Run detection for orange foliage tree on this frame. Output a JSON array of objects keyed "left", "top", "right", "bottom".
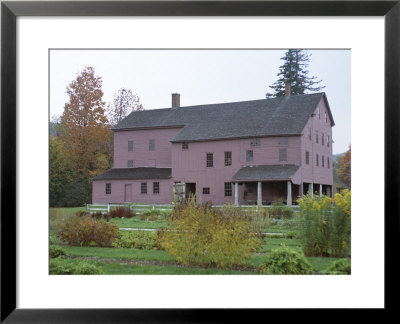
[
  {"left": 59, "top": 66, "right": 112, "bottom": 180},
  {"left": 337, "top": 145, "right": 351, "bottom": 189}
]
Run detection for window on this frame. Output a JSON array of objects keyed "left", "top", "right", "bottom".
[
  {"left": 318, "top": 106, "right": 321, "bottom": 119},
  {"left": 327, "top": 135, "right": 330, "bottom": 147},
  {"left": 105, "top": 183, "right": 111, "bottom": 195},
  {"left": 127, "top": 160, "right": 134, "bottom": 167},
  {"left": 316, "top": 154, "right": 319, "bottom": 166},
  {"left": 325, "top": 112, "right": 328, "bottom": 123},
  {"left": 279, "top": 148, "right": 287, "bottom": 161},
  {"left": 322, "top": 133, "right": 325, "bottom": 146},
  {"left": 206, "top": 153, "right": 213, "bottom": 167},
  {"left": 224, "top": 182, "right": 232, "bottom": 196},
  {"left": 250, "top": 138, "right": 260, "bottom": 147},
  {"left": 149, "top": 139, "right": 155, "bottom": 151},
  {"left": 306, "top": 151, "right": 310, "bottom": 165},
  {"left": 224, "top": 151, "right": 232, "bottom": 166},
  {"left": 246, "top": 150, "right": 253, "bottom": 162},
  {"left": 315, "top": 131, "right": 319, "bottom": 143},
  {"left": 153, "top": 182, "right": 159, "bottom": 194},
  {"left": 322, "top": 156, "right": 325, "bottom": 168},
  {"left": 128, "top": 140, "right": 134, "bottom": 152},
  {"left": 309, "top": 127, "right": 312, "bottom": 140},
  {"left": 203, "top": 187, "right": 210, "bottom": 195},
  {"left": 278, "top": 137, "right": 288, "bottom": 145},
  {"left": 328, "top": 157, "right": 330, "bottom": 169},
  {"left": 247, "top": 183, "right": 255, "bottom": 194},
  {"left": 182, "top": 142, "right": 189, "bottom": 150},
  {"left": 141, "top": 182, "right": 147, "bottom": 194}
]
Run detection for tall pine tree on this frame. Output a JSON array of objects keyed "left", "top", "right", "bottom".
[{"left": 266, "top": 49, "right": 325, "bottom": 98}]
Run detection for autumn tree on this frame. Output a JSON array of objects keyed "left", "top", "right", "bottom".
[
  {"left": 106, "top": 87, "right": 144, "bottom": 126},
  {"left": 337, "top": 145, "right": 351, "bottom": 189},
  {"left": 59, "top": 66, "right": 112, "bottom": 180},
  {"left": 266, "top": 49, "right": 325, "bottom": 98}
]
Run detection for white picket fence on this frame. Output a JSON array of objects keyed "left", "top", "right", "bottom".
[
  {"left": 86, "top": 203, "right": 298, "bottom": 215},
  {"left": 86, "top": 203, "right": 174, "bottom": 215}
]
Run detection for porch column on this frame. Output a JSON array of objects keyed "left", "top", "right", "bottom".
[
  {"left": 326, "top": 186, "right": 331, "bottom": 198},
  {"left": 308, "top": 183, "right": 313, "bottom": 197},
  {"left": 257, "top": 181, "right": 262, "bottom": 205},
  {"left": 287, "top": 181, "right": 292, "bottom": 206},
  {"left": 234, "top": 182, "right": 239, "bottom": 206},
  {"left": 299, "top": 182, "right": 304, "bottom": 197},
  {"left": 319, "top": 184, "right": 323, "bottom": 197}
]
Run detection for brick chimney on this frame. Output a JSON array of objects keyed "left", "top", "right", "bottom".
[
  {"left": 172, "top": 93, "right": 180, "bottom": 108},
  {"left": 285, "top": 83, "right": 291, "bottom": 96}
]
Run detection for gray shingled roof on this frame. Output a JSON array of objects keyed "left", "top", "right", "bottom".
[
  {"left": 93, "top": 168, "right": 171, "bottom": 181},
  {"left": 231, "top": 165, "right": 301, "bottom": 181},
  {"left": 113, "top": 93, "right": 333, "bottom": 142}
]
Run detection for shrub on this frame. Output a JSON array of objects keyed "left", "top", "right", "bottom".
[
  {"left": 108, "top": 206, "right": 135, "bottom": 219},
  {"left": 49, "top": 245, "right": 66, "bottom": 258},
  {"left": 75, "top": 211, "right": 90, "bottom": 217},
  {"left": 50, "top": 259, "right": 102, "bottom": 275},
  {"left": 269, "top": 200, "right": 295, "bottom": 219},
  {"left": 158, "top": 202, "right": 262, "bottom": 268},
  {"left": 112, "top": 231, "right": 158, "bottom": 250},
  {"left": 285, "top": 231, "right": 298, "bottom": 239},
  {"left": 259, "top": 245, "right": 313, "bottom": 274},
  {"left": 57, "top": 216, "right": 118, "bottom": 247},
  {"left": 142, "top": 210, "right": 161, "bottom": 221},
  {"left": 297, "top": 190, "right": 351, "bottom": 257},
  {"left": 326, "top": 259, "right": 351, "bottom": 274}
]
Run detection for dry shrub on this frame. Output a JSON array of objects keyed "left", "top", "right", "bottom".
[
  {"left": 108, "top": 206, "right": 135, "bottom": 219},
  {"left": 57, "top": 216, "right": 118, "bottom": 247}
]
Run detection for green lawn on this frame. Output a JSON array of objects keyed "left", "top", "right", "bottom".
[{"left": 109, "top": 217, "right": 168, "bottom": 229}]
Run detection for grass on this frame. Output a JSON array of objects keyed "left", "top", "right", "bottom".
[
  {"left": 62, "top": 246, "right": 175, "bottom": 262},
  {"left": 109, "top": 217, "right": 168, "bottom": 229}
]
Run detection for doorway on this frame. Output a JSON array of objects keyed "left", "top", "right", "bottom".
[
  {"left": 185, "top": 183, "right": 196, "bottom": 201},
  {"left": 124, "top": 184, "right": 132, "bottom": 202}
]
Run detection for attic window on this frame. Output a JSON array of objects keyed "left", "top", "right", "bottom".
[
  {"left": 182, "top": 142, "right": 189, "bottom": 150},
  {"left": 149, "top": 139, "right": 155, "bottom": 151},
  {"left": 279, "top": 148, "right": 287, "bottom": 162},
  {"left": 315, "top": 131, "right": 319, "bottom": 144},
  {"left": 246, "top": 150, "right": 253, "bottom": 162},
  {"left": 325, "top": 112, "right": 328, "bottom": 123},
  {"left": 128, "top": 140, "right": 134, "bottom": 152},
  {"left": 206, "top": 153, "right": 213, "bottom": 167},
  {"left": 278, "top": 137, "right": 288, "bottom": 145},
  {"left": 225, "top": 151, "right": 232, "bottom": 166},
  {"left": 250, "top": 138, "right": 260, "bottom": 147},
  {"left": 309, "top": 128, "right": 312, "bottom": 141}
]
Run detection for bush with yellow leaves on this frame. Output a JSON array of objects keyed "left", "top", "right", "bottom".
[
  {"left": 158, "top": 202, "right": 262, "bottom": 268},
  {"left": 297, "top": 189, "right": 351, "bottom": 257}
]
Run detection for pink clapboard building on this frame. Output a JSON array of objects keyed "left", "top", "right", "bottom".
[{"left": 93, "top": 90, "right": 334, "bottom": 205}]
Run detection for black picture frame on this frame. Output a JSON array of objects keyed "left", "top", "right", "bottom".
[{"left": 1, "top": 0, "right": 399, "bottom": 322}]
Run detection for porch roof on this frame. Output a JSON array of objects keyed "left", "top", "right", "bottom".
[
  {"left": 231, "top": 164, "right": 300, "bottom": 182},
  {"left": 93, "top": 167, "right": 172, "bottom": 181}
]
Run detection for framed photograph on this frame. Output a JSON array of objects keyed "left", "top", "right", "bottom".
[{"left": 1, "top": 0, "right": 399, "bottom": 321}]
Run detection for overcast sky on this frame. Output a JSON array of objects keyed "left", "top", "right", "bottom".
[{"left": 50, "top": 49, "right": 350, "bottom": 154}]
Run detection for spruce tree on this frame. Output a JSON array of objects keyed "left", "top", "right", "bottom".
[{"left": 266, "top": 49, "right": 325, "bottom": 98}]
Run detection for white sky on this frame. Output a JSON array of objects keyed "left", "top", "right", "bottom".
[{"left": 50, "top": 49, "right": 350, "bottom": 154}]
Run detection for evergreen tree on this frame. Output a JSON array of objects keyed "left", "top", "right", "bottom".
[{"left": 266, "top": 49, "right": 325, "bottom": 98}]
